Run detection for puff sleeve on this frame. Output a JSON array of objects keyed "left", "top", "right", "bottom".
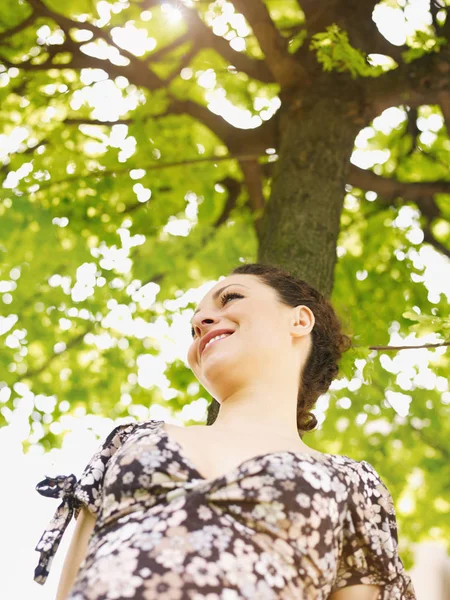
[
  {"left": 331, "top": 459, "right": 417, "bottom": 599},
  {"left": 33, "top": 421, "right": 136, "bottom": 585}
]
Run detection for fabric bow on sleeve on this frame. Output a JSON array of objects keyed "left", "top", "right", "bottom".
[{"left": 34, "top": 474, "right": 82, "bottom": 585}]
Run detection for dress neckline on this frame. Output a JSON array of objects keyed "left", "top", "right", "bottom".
[{"left": 154, "top": 419, "right": 340, "bottom": 483}]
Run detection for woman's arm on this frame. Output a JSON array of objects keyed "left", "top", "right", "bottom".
[
  {"left": 329, "top": 584, "right": 381, "bottom": 599},
  {"left": 55, "top": 506, "right": 96, "bottom": 600}
]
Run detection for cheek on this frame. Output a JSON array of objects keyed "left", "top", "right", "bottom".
[{"left": 187, "top": 343, "right": 197, "bottom": 366}]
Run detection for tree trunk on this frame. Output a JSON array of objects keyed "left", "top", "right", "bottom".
[{"left": 258, "top": 77, "right": 363, "bottom": 299}]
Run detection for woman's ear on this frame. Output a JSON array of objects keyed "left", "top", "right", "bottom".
[{"left": 293, "top": 305, "right": 315, "bottom": 334}]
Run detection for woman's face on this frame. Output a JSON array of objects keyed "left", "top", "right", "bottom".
[{"left": 187, "top": 274, "right": 313, "bottom": 399}]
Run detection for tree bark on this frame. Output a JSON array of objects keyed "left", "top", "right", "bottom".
[{"left": 258, "top": 77, "right": 363, "bottom": 298}]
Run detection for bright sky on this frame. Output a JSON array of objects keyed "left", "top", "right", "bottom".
[{"left": 1, "top": 1, "right": 449, "bottom": 598}]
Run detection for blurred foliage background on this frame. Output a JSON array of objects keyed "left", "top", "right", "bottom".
[{"left": 0, "top": 0, "right": 449, "bottom": 569}]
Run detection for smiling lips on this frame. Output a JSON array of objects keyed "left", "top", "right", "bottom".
[{"left": 202, "top": 332, "right": 233, "bottom": 355}]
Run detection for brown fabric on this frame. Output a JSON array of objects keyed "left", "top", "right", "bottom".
[{"left": 34, "top": 419, "right": 416, "bottom": 599}]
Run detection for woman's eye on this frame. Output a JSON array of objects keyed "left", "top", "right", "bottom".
[
  {"left": 220, "top": 291, "right": 244, "bottom": 305},
  {"left": 191, "top": 292, "right": 243, "bottom": 338}
]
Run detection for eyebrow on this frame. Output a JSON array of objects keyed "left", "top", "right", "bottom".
[{"left": 191, "top": 284, "right": 249, "bottom": 322}]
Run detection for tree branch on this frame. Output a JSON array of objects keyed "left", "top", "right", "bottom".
[
  {"left": 166, "top": 97, "right": 277, "bottom": 153},
  {"left": 10, "top": 129, "right": 448, "bottom": 260},
  {"left": 63, "top": 118, "right": 132, "bottom": 125},
  {"left": 165, "top": 40, "right": 200, "bottom": 85},
  {"left": 14, "top": 323, "right": 94, "bottom": 383},
  {"left": 230, "top": 0, "right": 309, "bottom": 88},
  {"left": 0, "top": 140, "right": 48, "bottom": 176},
  {"left": 422, "top": 221, "right": 450, "bottom": 259},
  {"left": 437, "top": 90, "right": 450, "bottom": 137},
  {"left": 2, "top": 46, "right": 140, "bottom": 82},
  {"left": 404, "top": 106, "right": 420, "bottom": 157},
  {"left": 365, "top": 47, "right": 450, "bottom": 119},
  {"left": 348, "top": 164, "right": 450, "bottom": 258},
  {"left": 410, "top": 419, "right": 450, "bottom": 461},
  {"left": 0, "top": 12, "right": 36, "bottom": 41},
  {"left": 238, "top": 158, "right": 265, "bottom": 242},
  {"left": 178, "top": 4, "right": 274, "bottom": 83},
  {"left": 12, "top": 0, "right": 164, "bottom": 89},
  {"left": 17, "top": 0, "right": 275, "bottom": 89},
  {"left": 26, "top": 0, "right": 144, "bottom": 66},
  {"left": 213, "top": 176, "right": 242, "bottom": 227},
  {"left": 64, "top": 97, "right": 277, "bottom": 158},
  {"left": 25, "top": 153, "right": 266, "bottom": 196},
  {"left": 364, "top": 341, "right": 449, "bottom": 351},
  {"left": 348, "top": 164, "right": 450, "bottom": 201},
  {"left": 146, "top": 31, "right": 191, "bottom": 64}
]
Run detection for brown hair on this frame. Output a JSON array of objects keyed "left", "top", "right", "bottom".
[{"left": 206, "top": 263, "right": 352, "bottom": 438}]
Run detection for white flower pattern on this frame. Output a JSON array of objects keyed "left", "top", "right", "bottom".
[{"left": 33, "top": 420, "right": 417, "bottom": 599}]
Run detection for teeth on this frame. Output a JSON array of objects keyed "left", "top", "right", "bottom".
[{"left": 204, "top": 333, "right": 231, "bottom": 351}]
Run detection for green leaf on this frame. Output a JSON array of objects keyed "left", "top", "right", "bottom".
[{"left": 309, "top": 24, "right": 385, "bottom": 78}]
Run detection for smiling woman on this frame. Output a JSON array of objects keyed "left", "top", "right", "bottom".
[
  {"left": 198, "top": 263, "right": 353, "bottom": 437},
  {"left": 33, "top": 263, "right": 417, "bottom": 600}
]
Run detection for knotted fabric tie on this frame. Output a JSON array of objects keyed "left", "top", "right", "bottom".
[{"left": 34, "top": 474, "right": 81, "bottom": 585}]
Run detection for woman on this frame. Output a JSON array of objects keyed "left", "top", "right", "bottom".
[{"left": 34, "top": 263, "right": 417, "bottom": 599}]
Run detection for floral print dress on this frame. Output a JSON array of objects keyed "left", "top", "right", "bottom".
[{"left": 34, "top": 419, "right": 416, "bottom": 600}]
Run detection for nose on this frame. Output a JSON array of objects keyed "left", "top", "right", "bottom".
[
  {"left": 192, "top": 312, "right": 217, "bottom": 336},
  {"left": 191, "top": 315, "right": 215, "bottom": 339}
]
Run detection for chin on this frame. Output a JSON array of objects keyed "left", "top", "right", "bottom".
[{"left": 192, "top": 346, "right": 240, "bottom": 387}]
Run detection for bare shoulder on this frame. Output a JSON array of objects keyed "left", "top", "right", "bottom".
[{"left": 329, "top": 584, "right": 381, "bottom": 599}]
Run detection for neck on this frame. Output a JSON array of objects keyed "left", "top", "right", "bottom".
[{"left": 207, "top": 386, "right": 304, "bottom": 446}]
